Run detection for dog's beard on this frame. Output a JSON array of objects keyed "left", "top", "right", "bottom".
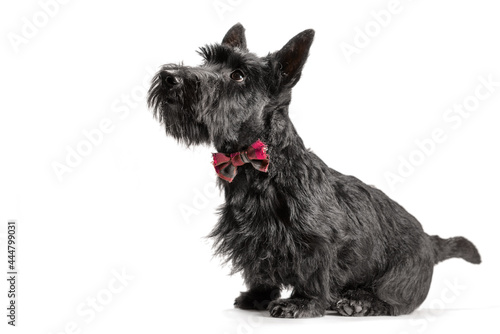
[{"left": 148, "top": 67, "right": 210, "bottom": 147}]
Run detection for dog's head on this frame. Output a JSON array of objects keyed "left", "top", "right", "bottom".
[{"left": 148, "top": 23, "right": 314, "bottom": 151}]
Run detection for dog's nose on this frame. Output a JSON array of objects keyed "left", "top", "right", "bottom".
[
  {"left": 161, "top": 72, "right": 182, "bottom": 87},
  {"left": 166, "top": 76, "right": 180, "bottom": 86}
]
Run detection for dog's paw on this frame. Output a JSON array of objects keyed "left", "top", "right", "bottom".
[
  {"left": 234, "top": 294, "right": 254, "bottom": 310},
  {"left": 268, "top": 299, "right": 301, "bottom": 318},
  {"left": 268, "top": 298, "right": 325, "bottom": 318},
  {"left": 234, "top": 289, "right": 277, "bottom": 310},
  {"left": 336, "top": 298, "right": 369, "bottom": 316},
  {"left": 234, "top": 294, "right": 268, "bottom": 310}
]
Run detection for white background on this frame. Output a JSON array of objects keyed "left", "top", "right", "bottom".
[{"left": 1, "top": 0, "right": 499, "bottom": 333}]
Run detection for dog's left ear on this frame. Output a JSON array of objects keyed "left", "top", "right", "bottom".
[
  {"left": 222, "top": 23, "right": 248, "bottom": 51},
  {"left": 275, "top": 29, "right": 315, "bottom": 87}
]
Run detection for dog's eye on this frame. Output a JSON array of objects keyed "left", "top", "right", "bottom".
[{"left": 230, "top": 70, "right": 245, "bottom": 82}]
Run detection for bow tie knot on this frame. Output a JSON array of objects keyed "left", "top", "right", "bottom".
[{"left": 212, "top": 140, "right": 269, "bottom": 182}]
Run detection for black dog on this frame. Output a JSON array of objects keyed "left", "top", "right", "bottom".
[{"left": 148, "top": 23, "right": 481, "bottom": 318}]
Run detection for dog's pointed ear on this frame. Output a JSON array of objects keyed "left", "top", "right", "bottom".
[
  {"left": 222, "top": 23, "right": 247, "bottom": 51},
  {"left": 275, "top": 29, "right": 315, "bottom": 87}
]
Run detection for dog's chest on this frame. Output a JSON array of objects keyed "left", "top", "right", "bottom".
[{"left": 220, "top": 186, "right": 323, "bottom": 280}]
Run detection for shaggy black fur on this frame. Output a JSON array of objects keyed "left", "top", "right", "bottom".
[{"left": 148, "top": 23, "right": 481, "bottom": 318}]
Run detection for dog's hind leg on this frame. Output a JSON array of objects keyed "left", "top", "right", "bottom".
[
  {"left": 357, "top": 245, "right": 434, "bottom": 316},
  {"left": 334, "top": 248, "right": 435, "bottom": 316},
  {"left": 374, "top": 257, "right": 434, "bottom": 316}
]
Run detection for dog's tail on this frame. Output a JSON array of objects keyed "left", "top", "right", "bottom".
[{"left": 430, "top": 235, "right": 481, "bottom": 264}]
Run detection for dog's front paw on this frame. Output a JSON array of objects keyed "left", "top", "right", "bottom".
[
  {"left": 234, "top": 288, "right": 279, "bottom": 310},
  {"left": 234, "top": 293, "right": 253, "bottom": 309},
  {"left": 234, "top": 293, "right": 269, "bottom": 310},
  {"left": 268, "top": 298, "right": 325, "bottom": 318},
  {"left": 269, "top": 299, "right": 298, "bottom": 318},
  {"left": 269, "top": 299, "right": 300, "bottom": 318}
]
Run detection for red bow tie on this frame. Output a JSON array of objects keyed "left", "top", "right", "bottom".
[{"left": 212, "top": 140, "right": 270, "bottom": 182}]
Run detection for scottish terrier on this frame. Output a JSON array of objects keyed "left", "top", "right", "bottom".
[{"left": 148, "top": 23, "right": 481, "bottom": 318}]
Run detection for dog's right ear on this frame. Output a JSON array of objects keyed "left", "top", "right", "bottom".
[
  {"left": 274, "top": 29, "right": 315, "bottom": 88},
  {"left": 222, "top": 23, "right": 248, "bottom": 51}
]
